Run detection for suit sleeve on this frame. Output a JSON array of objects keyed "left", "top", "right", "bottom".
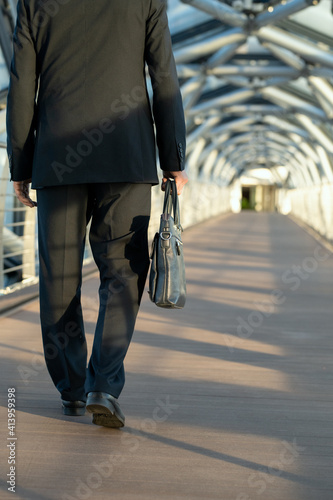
[
  {"left": 6, "top": 0, "right": 38, "bottom": 182},
  {"left": 145, "top": 0, "right": 186, "bottom": 172}
]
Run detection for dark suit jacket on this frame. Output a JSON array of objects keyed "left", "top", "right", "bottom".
[{"left": 6, "top": 0, "right": 186, "bottom": 188}]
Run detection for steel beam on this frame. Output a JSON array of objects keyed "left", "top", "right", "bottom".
[
  {"left": 210, "top": 65, "right": 301, "bottom": 78},
  {"left": 295, "top": 114, "right": 333, "bottom": 154},
  {"left": 180, "top": 0, "right": 248, "bottom": 28},
  {"left": 262, "top": 115, "right": 310, "bottom": 139},
  {"left": 222, "top": 104, "right": 283, "bottom": 115},
  {"left": 308, "top": 76, "right": 333, "bottom": 106},
  {"left": 189, "top": 88, "right": 256, "bottom": 115},
  {"left": 186, "top": 115, "right": 221, "bottom": 146},
  {"left": 261, "top": 87, "right": 326, "bottom": 120},
  {"left": 206, "top": 43, "right": 244, "bottom": 69},
  {"left": 309, "top": 87, "right": 333, "bottom": 119},
  {"left": 310, "top": 67, "right": 333, "bottom": 79},
  {"left": 261, "top": 42, "right": 306, "bottom": 71},
  {"left": 181, "top": 76, "right": 206, "bottom": 110},
  {"left": 210, "top": 116, "right": 258, "bottom": 138},
  {"left": 315, "top": 146, "right": 333, "bottom": 182},
  {"left": 174, "top": 29, "right": 247, "bottom": 65},
  {"left": 176, "top": 64, "right": 202, "bottom": 79},
  {"left": 256, "top": 26, "right": 333, "bottom": 69},
  {"left": 254, "top": 0, "right": 318, "bottom": 29}
]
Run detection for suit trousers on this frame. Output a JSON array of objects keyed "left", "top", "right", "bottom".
[{"left": 36, "top": 183, "right": 151, "bottom": 402}]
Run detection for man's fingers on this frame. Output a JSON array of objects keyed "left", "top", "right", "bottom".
[
  {"left": 161, "top": 173, "right": 188, "bottom": 195},
  {"left": 174, "top": 176, "right": 188, "bottom": 195},
  {"left": 161, "top": 177, "right": 182, "bottom": 194},
  {"left": 16, "top": 192, "right": 36, "bottom": 208},
  {"left": 13, "top": 181, "right": 37, "bottom": 208},
  {"left": 175, "top": 179, "right": 186, "bottom": 195}
]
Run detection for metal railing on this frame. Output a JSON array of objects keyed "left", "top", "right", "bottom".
[
  {"left": 0, "top": 109, "right": 95, "bottom": 295},
  {"left": 0, "top": 132, "right": 38, "bottom": 293}
]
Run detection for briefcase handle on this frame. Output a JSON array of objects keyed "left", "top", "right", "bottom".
[{"left": 162, "top": 179, "right": 181, "bottom": 228}]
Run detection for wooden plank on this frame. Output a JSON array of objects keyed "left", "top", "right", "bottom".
[{"left": 0, "top": 212, "right": 333, "bottom": 500}]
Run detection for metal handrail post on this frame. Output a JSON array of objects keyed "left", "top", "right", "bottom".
[
  {"left": 22, "top": 194, "right": 37, "bottom": 280},
  {"left": 0, "top": 150, "right": 8, "bottom": 290}
]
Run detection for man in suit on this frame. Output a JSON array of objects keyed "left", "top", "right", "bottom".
[{"left": 7, "top": 0, "right": 187, "bottom": 428}]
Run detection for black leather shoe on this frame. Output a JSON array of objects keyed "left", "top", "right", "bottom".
[
  {"left": 86, "top": 392, "right": 125, "bottom": 428},
  {"left": 61, "top": 400, "right": 86, "bottom": 416}
]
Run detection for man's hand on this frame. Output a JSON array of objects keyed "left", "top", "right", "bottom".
[
  {"left": 162, "top": 170, "right": 188, "bottom": 195},
  {"left": 13, "top": 179, "right": 37, "bottom": 208}
]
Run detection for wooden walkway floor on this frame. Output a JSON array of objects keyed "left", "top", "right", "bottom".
[{"left": 1, "top": 212, "right": 333, "bottom": 500}]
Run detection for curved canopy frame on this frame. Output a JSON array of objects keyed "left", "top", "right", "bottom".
[
  {"left": 1, "top": 0, "right": 333, "bottom": 188},
  {"left": 170, "top": 0, "right": 333, "bottom": 188}
]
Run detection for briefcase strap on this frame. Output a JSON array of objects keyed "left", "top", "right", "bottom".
[{"left": 162, "top": 179, "right": 181, "bottom": 228}]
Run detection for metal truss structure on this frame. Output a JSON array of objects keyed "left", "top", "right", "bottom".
[
  {"left": 169, "top": 0, "right": 333, "bottom": 188},
  {"left": 0, "top": 0, "right": 333, "bottom": 292},
  {"left": 0, "top": 0, "right": 332, "bottom": 188}
]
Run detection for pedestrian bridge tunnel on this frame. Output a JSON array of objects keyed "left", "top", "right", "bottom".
[{"left": 0, "top": 0, "right": 332, "bottom": 295}]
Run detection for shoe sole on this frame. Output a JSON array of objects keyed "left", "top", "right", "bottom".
[
  {"left": 92, "top": 412, "right": 124, "bottom": 428},
  {"left": 86, "top": 397, "right": 125, "bottom": 428}
]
